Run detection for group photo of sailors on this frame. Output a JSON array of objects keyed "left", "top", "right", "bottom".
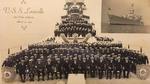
[
  {"left": 54, "top": 22, "right": 96, "bottom": 37},
  {"left": 2, "top": 42, "right": 149, "bottom": 82},
  {"left": 2, "top": 0, "right": 150, "bottom": 83}
]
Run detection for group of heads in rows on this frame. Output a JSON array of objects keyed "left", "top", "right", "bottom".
[
  {"left": 2, "top": 42, "right": 149, "bottom": 69},
  {"left": 54, "top": 21, "right": 96, "bottom": 37}
]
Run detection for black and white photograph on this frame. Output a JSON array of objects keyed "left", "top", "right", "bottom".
[
  {"left": 102, "top": 0, "right": 150, "bottom": 33},
  {"left": 0, "top": 0, "right": 150, "bottom": 84}
]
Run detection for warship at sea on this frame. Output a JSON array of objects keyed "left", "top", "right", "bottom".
[{"left": 108, "top": 4, "right": 144, "bottom": 25}]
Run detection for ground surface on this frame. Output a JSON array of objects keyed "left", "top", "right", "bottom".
[{"left": 0, "top": 72, "right": 150, "bottom": 84}]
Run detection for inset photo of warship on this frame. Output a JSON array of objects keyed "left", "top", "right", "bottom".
[{"left": 102, "top": 0, "right": 150, "bottom": 33}]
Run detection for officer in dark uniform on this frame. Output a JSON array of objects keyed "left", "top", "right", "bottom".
[
  {"left": 35, "top": 59, "right": 45, "bottom": 81},
  {"left": 114, "top": 57, "right": 122, "bottom": 79},
  {"left": 90, "top": 57, "right": 96, "bottom": 77},
  {"left": 18, "top": 60, "right": 27, "bottom": 82},
  {"left": 46, "top": 58, "right": 53, "bottom": 80},
  {"left": 56, "top": 58, "right": 63, "bottom": 79},
  {"left": 24, "top": 56, "right": 29, "bottom": 66},
  {"left": 81, "top": 58, "right": 87, "bottom": 78},
  {"left": 16, "top": 59, "right": 21, "bottom": 74},
  {"left": 98, "top": 57, "right": 104, "bottom": 79},
  {"left": 142, "top": 54, "right": 149, "bottom": 64},
  {"left": 52, "top": 57, "right": 58, "bottom": 79},
  {"left": 63, "top": 58, "right": 70, "bottom": 79},
  {"left": 130, "top": 59, "right": 136, "bottom": 74},
  {"left": 28, "top": 59, "right": 35, "bottom": 81},
  {"left": 77, "top": 55, "right": 82, "bottom": 73},
  {"left": 86, "top": 55, "right": 90, "bottom": 76},
  {"left": 106, "top": 58, "right": 113, "bottom": 79},
  {"left": 123, "top": 57, "right": 130, "bottom": 78},
  {"left": 72, "top": 57, "right": 78, "bottom": 74}
]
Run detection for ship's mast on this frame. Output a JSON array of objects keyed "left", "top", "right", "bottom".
[
  {"left": 129, "top": 3, "right": 135, "bottom": 15},
  {"left": 128, "top": 3, "right": 135, "bottom": 18}
]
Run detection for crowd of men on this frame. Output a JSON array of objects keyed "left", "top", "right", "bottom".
[
  {"left": 61, "top": 17, "right": 89, "bottom": 24},
  {"left": 54, "top": 9, "right": 96, "bottom": 37},
  {"left": 95, "top": 36, "right": 114, "bottom": 42},
  {"left": 54, "top": 23, "right": 96, "bottom": 37},
  {"left": 2, "top": 42, "right": 149, "bottom": 82},
  {"left": 46, "top": 37, "right": 56, "bottom": 42}
]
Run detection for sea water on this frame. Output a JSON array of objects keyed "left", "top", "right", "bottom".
[{"left": 102, "top": 23, "right": 150, "bottom": 33}]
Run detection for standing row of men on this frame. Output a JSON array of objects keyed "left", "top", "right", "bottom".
[
  {"left": 54, "top": 29, "right": 96, "bottom": 37},
  {"left": 54, "top": 22, "right": 96, "bottom": 37},
  {"left": 15, "top": 53, "right": 137, "bottom": 82}
]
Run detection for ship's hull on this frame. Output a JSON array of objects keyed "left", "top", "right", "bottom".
[{"left": 108, "top": 14, "right": 144, "bottom": 25}]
